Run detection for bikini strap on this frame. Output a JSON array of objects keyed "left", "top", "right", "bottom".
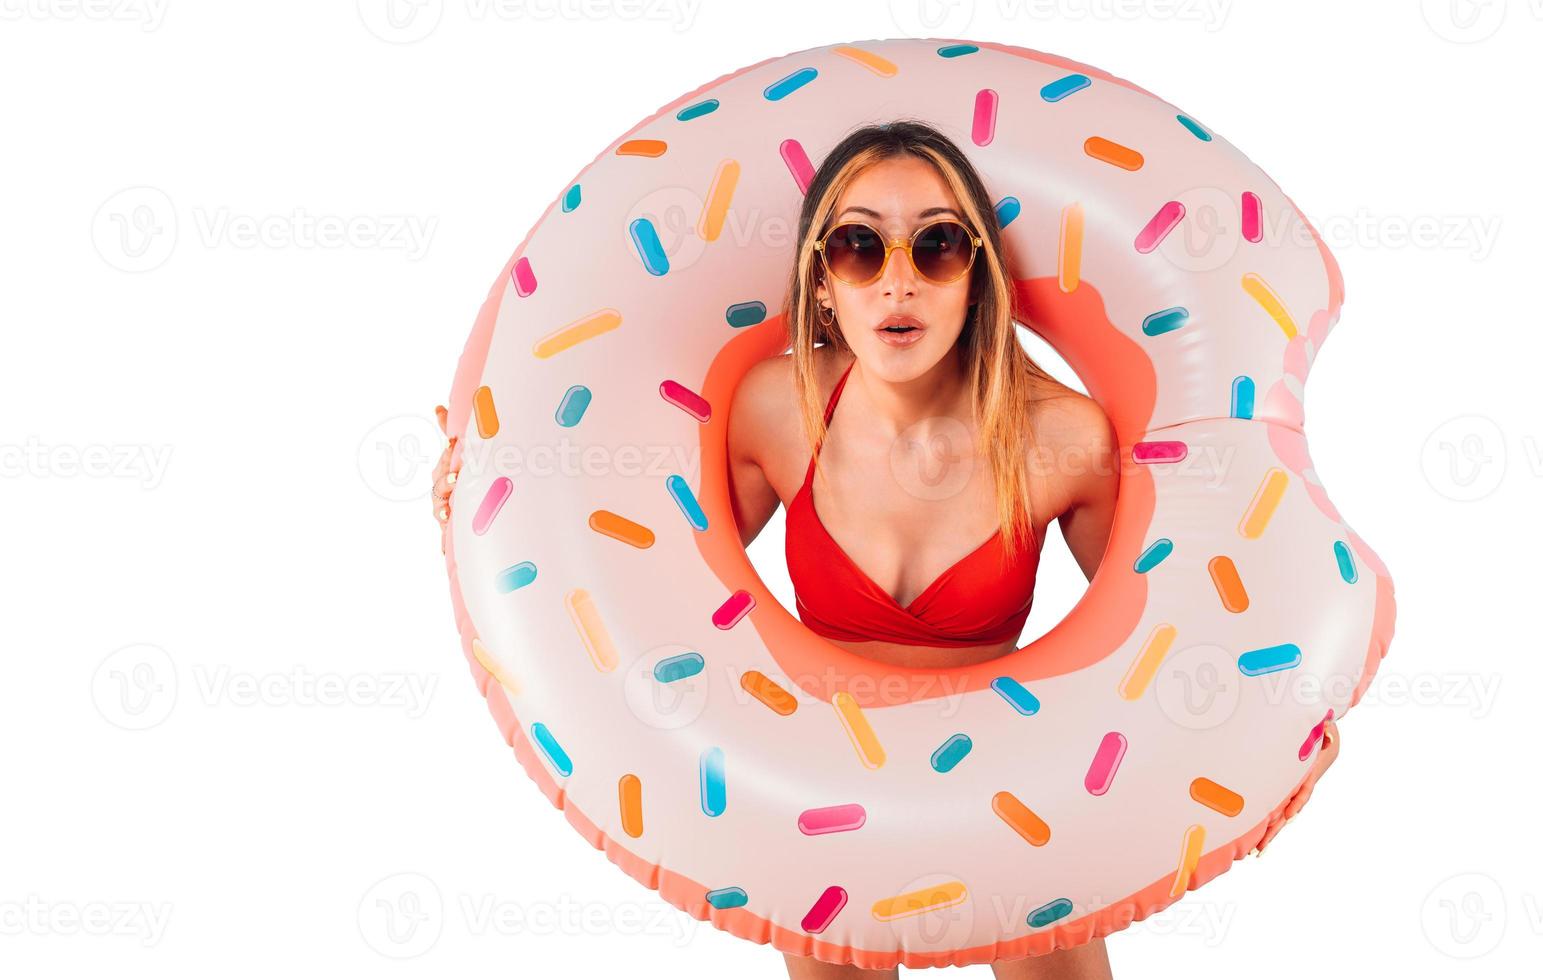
[{"left": 804, "top": 361, "right": 856, "bottom": 487}]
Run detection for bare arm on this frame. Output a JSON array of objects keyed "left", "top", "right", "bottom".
[
  {"left": 1049, "top": 396, "right": 1121, "bottom": 582},
  {"left": 726, "top": 359, "right": 787, "bottom": 548}
]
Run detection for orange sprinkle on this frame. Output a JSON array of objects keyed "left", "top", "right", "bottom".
[
  {"left": 871, "top": 881, "right": 968, "bottom": 921},
  {"left": 473, "top": 385, "right": 499, "bottom": 439},
  {"left": 1239, "top": 467, "right": 1289, "bottom": 539},
  {"left": 697, "top": 159, "right": 740, "bottom": 242},
  {"left": 1084, "top": 136, "right": 1144, "bottom": 171},
  {"left": 992, "top": 790, "right": 1051, "bottom": 846},
  {"left": 1208, "top": 556, "right": 1250, "bottom": 613},
  {"left": 1118, "top": 623, "right": 1177, "bottom": 700},
  {"left": 564, "top": 588, "right": 618, "bottom": 672},
  {"left": 616, "top": 139, "right": 667, "bottom": 157},
  {"left": 532, "top": 309, "right": 622, "bottom": 359},
  {"left": 1171, "top": 824, "right": 1206, "bottom": 898},
  {"left": 1058, "top": 202, "right": 1084, "bottom": 293},
  {"left": 833, "top": 691, "right": 886, "bottom": 769},
  {"left": 740, "top": 670, "right": 797, "bottom": 715},
  {"left": 618, "top": 774, "right": 644, "bottom": 838},
  {"left": 1189, "top": 777, "right": 1245, "bottom": 817},
  {"left": 832, "top": 45, "right": 898, "bottom": 77},
  {"left": 588, "top": 510, "right": 655, "bottom": 548}
]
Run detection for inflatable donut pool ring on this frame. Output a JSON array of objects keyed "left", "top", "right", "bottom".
[{"left": 435, "top": 38, "right": 1397, "bottom": 968}]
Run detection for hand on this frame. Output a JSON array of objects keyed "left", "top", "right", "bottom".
[
  {"left": 430, "top": 404, "right": 458, "bottom": 552},
  {"left": 1254, "top": 719, "right": 1338, "bottom": 856}
]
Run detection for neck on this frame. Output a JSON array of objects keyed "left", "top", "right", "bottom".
[{"left": 848, "top": 345, "right": 970, "bottom": 437}]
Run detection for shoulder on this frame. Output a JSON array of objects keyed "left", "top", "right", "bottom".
[
  {"left": 728, "top": 348, "right": 852, "bottom": 462},
  {"left": 1026, "top": 384, "right": 1119, "bottom": 506}
]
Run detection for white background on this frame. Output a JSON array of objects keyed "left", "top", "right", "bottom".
[{"left": 1, "top": 1, "right": 1536, "bottom": 976}]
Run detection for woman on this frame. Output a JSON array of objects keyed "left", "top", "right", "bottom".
[{"left": 429, "top": 118, "right": 1338, "bottom": 980}]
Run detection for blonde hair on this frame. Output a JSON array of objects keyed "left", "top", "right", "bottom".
[{"left": 782, "top": 119, "right": 1065, "bottom": 566}]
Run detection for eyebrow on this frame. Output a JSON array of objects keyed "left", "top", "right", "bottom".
[{"left": 836, "top": 205, "right": 963, "bottom": 221}]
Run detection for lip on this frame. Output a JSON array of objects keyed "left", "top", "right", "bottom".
[{"left": 875, "top": 313, "right": 926, "bottom": 348}]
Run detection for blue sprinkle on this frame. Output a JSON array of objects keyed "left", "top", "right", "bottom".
[
  {"left": 561, "top": 184, "right": 582, "bottom": 213},
  {"left": 1177, "top": 114, "right": 1213, "bottom": 141},
  {"left": 676, "top": 98, "right": 719, "bottom": 121},
  {"left": 629, "top": 218, "right": 669, "bottom": 276},
  {"left": 1134, "top": 538, "right": 1173, "bottom": 574},
  {"left": 763, "top": 67, "right": 817, "bottom": 101},
  {"left": 1231, "top": 376, "right": 1256, "bottom": 419},
  {"left": 495, "top": 561, "right": 537, "bottom": 593},
  {"left": 937, "top": 44, "right": 979, "bottom": 58},
  {"left": 1238, "top": 643, "right": 1302, "bottom": 676},
  {"left": 995, "top": 196, "right": 1021, "bottom": 228},
  {"left": 1333, "top": 540, "right": 1358, "bottom": 583},
  {"left": 1041, "top": 73, "right": 1091, "bottom": 102},
  {"left": 699, "top": 747, "right": 727, "bottom": 817},
  {"left": 531, "top": 722, "right": 572, "bottom": 776},
  {"left": 725, "top": 300, "right": 766, "bottom": 328},
  {"left": 666, "top": 473, "right": 709, "bottom": 531},
  {"left": 1028, "top": 898, "right": 1073, "bottom": 928},
  {"left": 706, "top": 886, "right": 748, "bottom": 909},
  {"left": 1141, "top": 307, "right": 1190, "bottom": 337},
  {"left": 555, "top": 385, "right": 591, "bottom": 427},
  {"left": 991, "top": 676, "right": 1041, "bottom": 716},
  {"left": 930, "top": 733, "right": 973, "bottom": 773},
  {"left": 654, "top": 651, "right": 705, "bottom": 684}
]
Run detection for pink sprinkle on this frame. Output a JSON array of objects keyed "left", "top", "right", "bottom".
[
  {"left": 780, "top": 139, "right": 814, "bottom": 195},
  {"left": 972, "top": 88, "right": 998, "bottom": 146},
  {"left": 1132, "top": 441, "right": 1188, "bottom": 464},
  {"left": 797, "top": 804, "right": 867, "bottom": 836},
  {"left": 1134, "top": 201, "right": 1186, "bottom": 254},
  {"left": 511, "top": 256, "right": 537, "bottom": 297},
  {"left": 712, "top": 589, "right": 755, "bottom": 629},
  {"left": 472, "top": 477, "right": 513, "bottom": 535},
  {"left": 659, "top": 379, "right": 711, "bottom": 423},
  {"left": 1299, "top": 708, "right": 1335, "bottom": 761},
  {"left": 1241, "top": 191, "right": 1262, "bottom": 243},
  {"left": 1085, "top": 731, "right": 1128, "bottom": 796},
  {"left": 801, "top": 885, "right": 848, "bottom": 934}
]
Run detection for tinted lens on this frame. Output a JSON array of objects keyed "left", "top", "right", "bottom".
[
  {"left": 823, "top": 223, "right": 886, "bottom": 283},
  {"left": 911, "top": 221, "right": 975, "bottom": 282}
]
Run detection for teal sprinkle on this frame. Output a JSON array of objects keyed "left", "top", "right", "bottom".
[
  {"left": 1134, "top": 538, "right": 1173, "bottom": 574},
  {"left": 1141, "top": 307, "right": 1189, "bottom": 337},
  {"left": 1231, "top": 376, "right": 1256, "bottom": 419},
  {"left": 725, "top": 300, "right": 766, "bottom": 328},
  {"left": 495, "top": 561, "right": 537, "bottom": 593},
  {"left": 764, "top": 67, "right": 817, "bottom": 101},
  {"left": 937, "top": 44, "right": 979, "bottom": 58},
  {"left": 1028, "top": 898, "right": 1073, "bottom": 928},
  {"left": 677, "top": 98, "right": 719, "bottom": 121},
  {"left": 1333, "top": 540, "right": 1358, "bottom": 583},
  {"left": 561, "top": 184, "right": 581, "bottom": 213},
  {"left": 706, "top": 886, "right": 748, "bottom": 909},
  {"left": 995, "top": 196, "right": 1021, "bottom": 228},
  {"left": 1177, "top": 114, "right": 1213, "bottom": 141}
]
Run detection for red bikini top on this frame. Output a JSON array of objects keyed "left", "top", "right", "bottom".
[{"left": 785, "top": 361, "right": 1039, "bottom": 648}]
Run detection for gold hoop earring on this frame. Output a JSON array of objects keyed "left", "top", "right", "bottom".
[{"left": 818, "top": 306, "right": 835, "bottom": 326}]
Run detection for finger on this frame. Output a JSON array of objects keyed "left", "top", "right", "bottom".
[{"left": 435, "top": 404, "right": 448, "bottom": 434}]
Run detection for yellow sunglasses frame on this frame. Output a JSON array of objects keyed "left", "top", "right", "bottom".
[{"left": 813, "top": 219, "right": 984, "bottom": 287}]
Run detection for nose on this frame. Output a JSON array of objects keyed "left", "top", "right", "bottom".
[{"left": 880, "top": 239, "right": 918, "bottom": 299}]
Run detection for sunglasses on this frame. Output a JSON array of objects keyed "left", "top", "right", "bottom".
[{"left": 813, "top": 219, "right": 984, "bottom": 287}]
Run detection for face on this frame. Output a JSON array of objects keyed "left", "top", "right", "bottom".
[{"left": 813, "top": 156, "right": 979, "bottom": 381}]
